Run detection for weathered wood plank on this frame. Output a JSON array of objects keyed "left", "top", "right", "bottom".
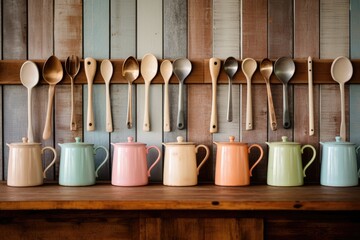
[
  {"left": 268, "top": 0, "right": 294, "bottom": 143},
  {"left": 83, "top": 0, "right": 111, "bottom": 180},
  {"left": 188, "top": 0, "right": 213, "bottom": 182},
  {"left": 163, "top": 0, "right": 187, "bottom": 143},
  {"left": 137, "top": 0, "right": 163, "bottom": 182},
  {"left": 0, "top": 0, "right": 3, "bottom": 180}
]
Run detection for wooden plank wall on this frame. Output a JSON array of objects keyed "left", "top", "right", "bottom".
[{"left": 0, "top": 0, "right": 359, "bottom": 184}]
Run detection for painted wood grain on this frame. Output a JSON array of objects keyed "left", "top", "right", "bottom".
[
  {"left": 110, "top": 0, "right": 137, "bottom": 145},
  {"left": 293, "top": 0, "right": 320, "bottom": 183},
  {"left": 137, "top": 0, "right": 163, "bottom": 182},
  {"left": 2, "top": 0, "right": 27, "bottom": 180},
  {"left": 0, "top": 0, "right": 3, "bottom": 180},
  {"left": 268, "top": 0, "right": 294, "bottom": 142},
  {"left": 83, "top": 0, "right": 111, "bottom": 180},
  {"left": 163, "top": 0, "right": 187, "bottom": 143},
  {"left": 320, "top": 0, "right": 350, "bottom": 142},
  {"left": 28, "top": 0, "right": 56, "bottom": 180},
  {"left": 188, "top": 0, "right": 213, "bottom": 182}
]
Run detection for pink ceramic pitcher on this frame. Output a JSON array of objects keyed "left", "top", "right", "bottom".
[
  {"left": 214, "top": 136, "right": 263, "bottom": 186},
  {"left": 111, "top": 137, "right": 161, "bottom": 186}
]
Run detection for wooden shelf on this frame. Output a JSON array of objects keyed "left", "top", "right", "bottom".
[
  {"left": 1, "top": 182, "right": 359, "bottom": 211},
  {"left": 1, "top": 59, "right": 360, "bottom": 85}
]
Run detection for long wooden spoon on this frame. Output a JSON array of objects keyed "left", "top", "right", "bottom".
[
  {"left": 20, "top": 61, "right": 39, "bottom": 143},
  {"left": 209, "top": 58, "right": 221, "bottom": 133},
  {"left": 331, "top": 56, "right": 353, "bottom": 141},
  {"left": 260, "top": 58, "right": 277, "bottom": 131},
  {"left": 42, "top": 55, "right": 63, "bottom": 140},
  {"left": 141, "top": 54, "right": 158, "bottom": 132},
  {"left": 160, "top": 60, "right": 173, "bottom": 132},
  {"left": 84, "top": 57, "right": 97, "bottom": 131},
  {"left": 65, "top": 55, "right": 80, "bottom": 131},
  {"left": 100, "top": 59, "right": 113, "bottom": 132},
  {"left": 242, "top": 58, "right": 257, "bottom": 130},
  {"left": 122, "top": 56, "right": 139, "bottom": 129}
]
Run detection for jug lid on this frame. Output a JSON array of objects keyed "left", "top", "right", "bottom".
[
  {"left": 268, "top": 136, "right": 299, "bottom": 145},
  {"left": 214, "top": 136, "right": 247, "bottom": 145},
  {"left": 320, "top": 136, "right": 355, "bottom": 146},
  {"left": 165, "top": 136, "right": 194, "bottom": 145},
  {"left": 112, "top": 137, "right": 146, "bottom": 146},
  {"left": 7, "top": 137, "right": 41, "bottom": 147},
  {"left": 59, "top": 137, "right": 94, "bottom": 147}
]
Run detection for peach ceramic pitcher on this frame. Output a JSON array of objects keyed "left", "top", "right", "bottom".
[
  {"left": 111, "top": 137, "right": 161, "bottom": 186},
  {"left": 7, "top": 137, "right": 57, "bottom": 187},
  {"left": 214, "top": 136, "right": 264, "bottom": 186}
]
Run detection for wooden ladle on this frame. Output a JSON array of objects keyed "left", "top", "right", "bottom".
[{"left": 42, "top": 55, "right": 63, "bottom": 140}]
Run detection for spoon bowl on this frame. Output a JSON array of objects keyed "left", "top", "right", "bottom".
[
  {"left": 160, "top": 60, "right": 173, "bottom": 132},
  {"left": 101, "top": 59, "right": 114, "bottom": 132},
  {"left": 122, "top": 56, "right": 140, "bottom": 129},
  {"left": 242, "top": 58, "right": 257, "bottom": 130},
  {"left": 260, "top": 58, "right": 277, "bottom": 131},
  {"left": 331, "top": 56, "right": 353, "bottom": 141},
  {"left": 173, "top": 58, "right": 192, "bottom": 130},
  {"left": 20, "top": 61, "right": 39, "bottom": 142},
  {"left": 224, "top": 57, "right": 238, "bottom": 122},
  {"left": 65, "top": 55, "right": 80, "bottom": 131},
  {"left": 274, "top": 57, "right": 295, "bottom": 129},
  {"left": 42, "top": 55, "right": 63, "bottom": 140},
  {"left": 141, "top": 54, "right": 158, "bottom": 132}
]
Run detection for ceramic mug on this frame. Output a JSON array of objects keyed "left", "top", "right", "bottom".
[{"left": 7, "top": 138, "right": 57, "bottom": 187}]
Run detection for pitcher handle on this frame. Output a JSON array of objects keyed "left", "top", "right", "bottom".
[
  {"left": 146, "top": 146, "right": 162, "bottom": 177},
  {"left": 356, "top": 146, "right": 360, "bottom": 177},
  {"left": 248, "top": 144, "right": 264, "bottom": 177},
  {"left": 195, "top": 145, "right": 210, "bottom": 175},
  {"left": 42, "top": 146, "right": 57, "bottom": 178},
  {"left": 94, "top": 146, "right": 109, "bottom": 178},
  {"left": 301, "top": 144, "right": 316, "bottom": 177}
]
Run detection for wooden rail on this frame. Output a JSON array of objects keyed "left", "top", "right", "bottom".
[{"left": 1, "top": 59, "right": 360, "bottom": 85}]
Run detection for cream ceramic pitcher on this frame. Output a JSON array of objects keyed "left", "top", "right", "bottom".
[
  {"left": 163, "top": 136, "right": 210, "bottom": 186},
  {"left": 7, "top": 137, "right": 57, "bottom": 187},
  {"left": 266, "top": 136, "right": 316, "bottom": 186},
  {"left": 214, "top": 136, "right": 264, "bottom": 186}
]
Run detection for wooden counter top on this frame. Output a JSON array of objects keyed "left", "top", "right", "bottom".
[{"left": 1, "top": 182, "right": 359, "bottom": 211}]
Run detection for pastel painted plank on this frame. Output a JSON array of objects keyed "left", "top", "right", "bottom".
[
  {"left": 137, "top": 0, "right": 163, "bottom": 182},
  {"left": 83, "top": 0, "right": 110, "bottom": 180}
]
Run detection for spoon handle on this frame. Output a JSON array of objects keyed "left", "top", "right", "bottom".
[
  {"left": 245, "top": 76, "right": 253, "bottom": 130},
  {"left": 164, "top": 82, "right": 170, "bottom": 132},
  {"left": 70, "top": 77, "right": 77, "bottom": 131},
  {"left": 105, "top": 82, "right": 113, "bottom": 132},
  {"left": 227, "top": 78, "right": 233, "bottom": 122},
  {"left": 143, "top": 81, "right": 151, "bottom": 132},
  {"left": 87, "top": 82, "right": 95, "bottom": 131},
  {"left": 43, "top": 85, "right": 55, "bottom": 140},
  {"left": 308, "top": 56, "right": 314, "bottom": 136},
  {"left": 127, "top": 83, "right": 133, "bottom": 129},
  {"left": 339, "top": 82, "right": 346, "bottom": 141},
  {"left": 209, "top": 58, "right": 221, "bottom": 133},
  {"left": 266, "top": 82, "right": 277, "bottom": 131},
  {"left": 27, "top": 88, "right": 34, "bottom": 142},
  {"left": 282, "top": 83, "right": 291, "bottom": 129},
  {"left": 177, "top": 81, "right": 185, "bottom": 130}
]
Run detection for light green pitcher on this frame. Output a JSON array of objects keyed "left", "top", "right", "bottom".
[{"left": 266, "top": 136, "right": 316, "bottom": 186}]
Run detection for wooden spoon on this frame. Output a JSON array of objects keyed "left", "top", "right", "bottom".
[
  {"left": 20, "top": 61, "right": 39, "bottom": 143},
  {"left": 209, "top": 58, "right": 221, "bottom": 133},
  {"left": 260, "top": 58, "right": 277, "bottom": 131},
  {"left": 122, "top": 56, "right": 139, "bottom": 129},
  {"left": 242, "top": 58, "right": 257, "bottom": 130},
  {"left": 331, "top": 56, "right": 353, "bottom": 141},
  {"left": 100, "top": 59, "right": 113, "bottom": 132},
  {"left": 84, "top": 57, "right": 97, "bottom": 131},
  {"left": 42, "top": 55, "right": 63, "bottom": 140},
  {"left": 141, "top": 54, "right": 158, "bottom": 132},
  {"left": 65, "top": 55, "right": 80, "bottom": 131},
  {"left": 173, "top": 58, "right": 192, "bottom": 130},
  {"left": 160, "top": 60, "right": 173, "bottom": 132}
]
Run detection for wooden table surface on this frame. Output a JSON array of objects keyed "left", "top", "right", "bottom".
[{"left": 1, "top": 182, "right": 359, "bottom": 211}]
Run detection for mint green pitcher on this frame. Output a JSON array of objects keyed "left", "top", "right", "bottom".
[
  {"left": 58, "top": 137, "right": 109, "bottom": 186},
  {"left": 266, "top": 136, "right": 316, "bottom": 186}
]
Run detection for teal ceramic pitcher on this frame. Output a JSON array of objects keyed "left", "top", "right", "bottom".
[
  {"left": 58, "top": 137, "right": 109, "bottom": 186},
  {"left": 266, "top": 136, "right": 316, "bottom": 186},
  {"left": 320, "top": 136, "right": 360, "bottom": 187}
]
